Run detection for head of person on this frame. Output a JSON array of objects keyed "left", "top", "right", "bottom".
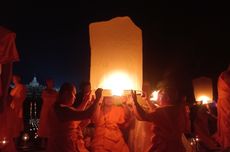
[
  {"left": 46, "top": 79, "right": 54, "bottom": 89},
  {"left": 79, "top": 81, "right": 91, "bottom": 95},
  {"left": 142, "top": 81, "right": 151, "bottom": 98},
  {"left": 57, "top": 83, "right": 76, "bottom": 106},
  {"left": 12, "top": 75, "right": 22, "bottom": 85},
  {"left": 157, "top": 87, "right": 180, "bottom": 106},
  {"left": 103, "top": 96, "right": 114, "bottom": 107}
]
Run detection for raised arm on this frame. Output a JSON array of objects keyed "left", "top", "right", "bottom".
[
  {"left": 75, "top": 92, "right": 92, "bottom": 110},
  {"left": 91, "top": 94, "right": 103, "bottom": 122},
  {"left": 144, "top": 94, "right": 158, "bottom": 112},
  {"left": 131, "top": 90, "right": 154, "bottom": 121},
  {"left": 56, "top": 88, "right": 103, "bottom": 121}
]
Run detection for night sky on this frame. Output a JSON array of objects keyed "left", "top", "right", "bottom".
[{"left": 0, "top": 2, "right": 229, "bottom": 99}]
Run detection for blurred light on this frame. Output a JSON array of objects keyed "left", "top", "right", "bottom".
[
  {"left": 150, "top": 90, "right": 159, "bottom": 101},
  {"left": 22, "top": 133, "right": 29, "bottom": 141},
  {"left": 99, "top": 72, "right": 134, "bottom": 96},
  {"left": 195, "top": 136, "right": 199, "bottom": 141},
  {"left": 197, "top": 95, "right": 211, "bottom": 104}
]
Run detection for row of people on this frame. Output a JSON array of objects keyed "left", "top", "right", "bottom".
[
  {"left": 7, "top": 66, "right": 230, "bottom": 152},
  {"left": 37, "top": 80, "right": 188, "bottom": 152}
]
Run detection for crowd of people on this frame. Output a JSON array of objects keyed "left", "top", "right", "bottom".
[{"left": 2, "top": 66, "right": 230, "bottom": 152}]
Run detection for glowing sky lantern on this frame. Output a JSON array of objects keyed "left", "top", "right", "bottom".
[
  {"left": 89, "top": 16, "right": 142, "bottom": 96},
  {"left": 192, "top": 77, "right": 213, "bottom": 104}
]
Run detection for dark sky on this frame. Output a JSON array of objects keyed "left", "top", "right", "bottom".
[{"left": 0, "top": 2, "right": 229, "bottom": 98}]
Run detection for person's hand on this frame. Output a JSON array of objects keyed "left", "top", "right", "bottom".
[
  {"left": 131, "top": 90, "right": 137, "bottom": 103},
  {"left": 95, "top": 88, "right": 103, "bottom": 100}
]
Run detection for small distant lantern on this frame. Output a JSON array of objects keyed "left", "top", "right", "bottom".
[
  {"left": 89, "top": 16, "right": 142, "bottom": 96},
  {"left": 192, "top": 77, "right": 213, "bottom": 104}
]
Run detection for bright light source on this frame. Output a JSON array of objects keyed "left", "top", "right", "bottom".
[
  {"left": 197, "top": 95, "right": 211, "bottom": 104},
  {"left": 193, "top": 77, "right": 213, "bottom": 104},
  {"left": 22, "top": 133, "right": 29, "bottom": 141},
  {"left": 2, "top": 139, "right": 6, "bottom": 144},
  {"left": 99, "top": 71, "right": 134, "bottom": 96},
  {"left": 150, "top": 90, "right": 159, "bottom": 101},
  {"left": 0, "top": 137, "right": 8, "bottom": 145}
]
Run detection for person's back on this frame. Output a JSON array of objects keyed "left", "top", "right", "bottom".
[
  {"left": 38, "top": 79, "right": 58, "bottom": 137},
  {"left": 131, "top": 87, "right": 186, "bottom": 152},
  {"left": 148, "top": 105, "right": 185, "bottom": 152},
  {"left": 41, "top": 88, "right": 58, "bottom": 108},
  {"left": 47, "top": 104, "right": 82, "bottom": 152},
  {"left": 47, "top": 83, "right": 88, "bottom": 152},
  {"left": 46, "top": 83, "right": 102, "bottom": 152},
  {"left": 9, "top": 75, "right": 27, "bottom": 137}
]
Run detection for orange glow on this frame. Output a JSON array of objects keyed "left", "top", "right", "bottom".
[
  {"left": 197, "top": 95, "right": 211, "bottom": 104},
  {"left": 150, "top": 90, "right": 159, "bottom": 101},
  {"left": 193, "top": 77, "right": 213, "bottom": 104},
  {"left": 89, "top": 17, "right": 143, "bottom": 94},
  {"left": 99, "top": 71, "right": 134, "bottom": 96}
]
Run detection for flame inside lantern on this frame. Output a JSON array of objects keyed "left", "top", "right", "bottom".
[
  {"left": 197, "top": 95, "right": 211, "bottom": 104},
  {"left": 193, "top": 77, "right": 213, "bottom": 104},
  {"left": 99, "top": 71, "right": 134, "bottom": 96}
]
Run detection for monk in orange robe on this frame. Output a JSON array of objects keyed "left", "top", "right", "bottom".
[
  {"left": 47, "top": 83, "right": 102, "bottom": 152},
  {"left": 216, "top": 67, "right": 230, "bottom": 150},
  {"left": 131, "top": 88, "right": 186, "bottom": 152},
  {"left": 9, "top": 75, "right": 27, "bottom": 137},
  {"left": 38, "top": 79, "right": 58, "bottom": 138},
  {"left": 128, "top": 83, "right": 155, "bottom": 152},
  {"left": 91, "top": 96, "right": 129, "bottom": 152},
  {"left": 0, "top": 26, "right": 20, "bottom": 152}
]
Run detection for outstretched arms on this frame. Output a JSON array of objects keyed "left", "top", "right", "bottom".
[
  {"left": 56, "top": 88, "right": 103, "bottom": 121},
  {"left": 131, "top": 90, "right": 155, "bottom": 121}
]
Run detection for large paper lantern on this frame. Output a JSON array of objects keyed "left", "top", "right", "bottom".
[
  {"left": 89, "top": 16, "right": 142, "bottom": 96},
  {"left": 192, "top": 77, "right": 213, "bottom": 104}
]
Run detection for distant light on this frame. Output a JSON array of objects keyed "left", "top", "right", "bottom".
[
  {"left": 22, "top": 133, "right": 30, "bottom": 141},
  {"left": 195, "top": 136, "right": 199, "bottom": 141},
  {"left": 0, "top": 137, "right": 8, "bottom": 145},
  {"left": 1, "top": 139, "right": 6, "bottom": 144}
]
